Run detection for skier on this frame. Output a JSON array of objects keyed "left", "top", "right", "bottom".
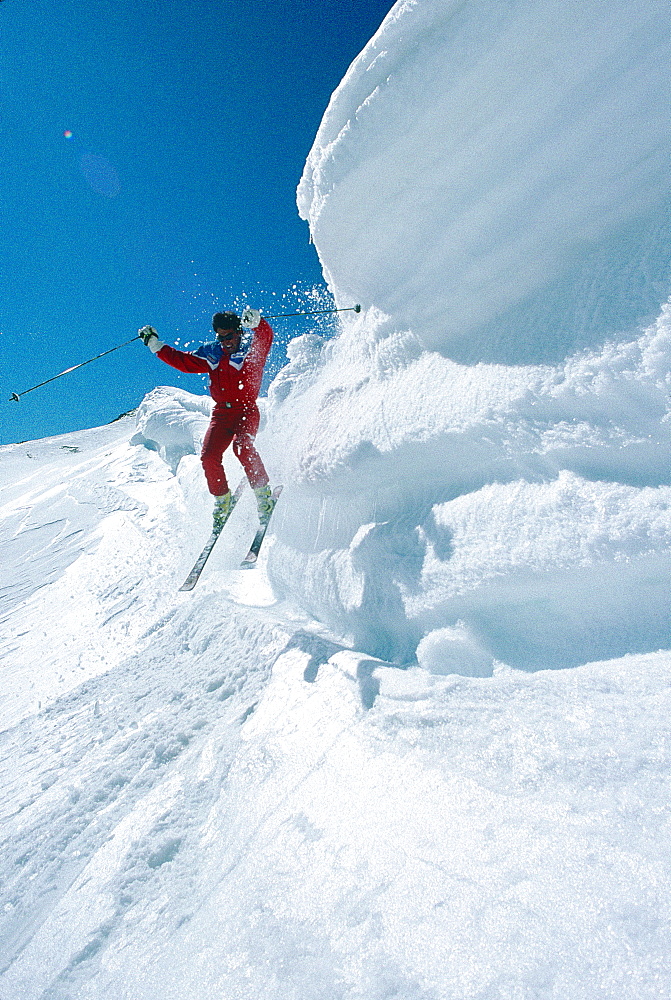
[{"left": 138, "top": 307, "right": 275, "bottom": 530}]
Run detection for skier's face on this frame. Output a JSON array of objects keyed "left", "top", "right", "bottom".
[{"left": 216, "top": 328, "right": 241, "bottom": 354}]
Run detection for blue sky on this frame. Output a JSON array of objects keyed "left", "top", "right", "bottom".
[{"left": 0, "top": 0, "right": 392, "bottom": 444}]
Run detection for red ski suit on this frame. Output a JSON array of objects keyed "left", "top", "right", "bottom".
[{"left": 155, "top": 319, "right": 273, "bottom": 496}]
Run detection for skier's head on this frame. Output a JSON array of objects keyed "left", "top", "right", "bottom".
[{"left": 212, "top": 311, "right": 242, "bottom": 353}]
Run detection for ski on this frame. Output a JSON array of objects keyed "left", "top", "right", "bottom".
[
  {"left": 240, "top": 485, "right": 283, "bottom": 569},
  {"left": 179, "top": 479, "right": 247, "bottom": 591}
]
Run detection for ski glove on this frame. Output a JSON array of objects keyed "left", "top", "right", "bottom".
[
  {"left": 241, "top": 307, "right": 261, "bottom": 329},
  {"left": 138, "top": 325, "right": 165, "bottom": 353}
]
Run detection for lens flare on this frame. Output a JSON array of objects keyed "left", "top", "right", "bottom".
[
  {"left": 63, "top": 130, "right": 73, "bottom": 139},
  {"left": 79, "top": 152, "right": 121, "bottom": 198}
]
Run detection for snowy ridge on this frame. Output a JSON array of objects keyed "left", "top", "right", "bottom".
[
  {"left": 130, "top": 385, "right": 213, "bottom": 472},
  {"left": 299, "top": 0, "right": 671, "bottom": 363}
]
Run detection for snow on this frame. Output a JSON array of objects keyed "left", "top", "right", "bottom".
[
  {"left": 2, "top": 0, "right": 671, "bottom": 996},
  {"left": 263, "top": 303, "right": 671, "bottom": 667},
  {"left": 298, "top": 0, "right": 671, "bottom": 364}
]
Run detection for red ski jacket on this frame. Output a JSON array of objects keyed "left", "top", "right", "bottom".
[{"left": 156, "top": 319, "right": 273, "bottom": 408}]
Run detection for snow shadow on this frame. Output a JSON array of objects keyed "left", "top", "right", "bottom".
[
  {"left": 451, "top": 555, "right": 671, "bottom": 672},
  {"left": 280, "top": 634, "right": 382, "bottom": 708},
  {"left": 281, "top": 631, "right": 345, "bottom": 683},
  {"left": 356, "top": 660, "right": 381, "bottom": 709}
]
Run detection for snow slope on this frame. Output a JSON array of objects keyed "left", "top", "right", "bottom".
[
  {"left": 1, "top": 417, "right": 670, "bottom": 999},
  {"left": 3, "top": 0, "right": 671, "bottom": 995}
]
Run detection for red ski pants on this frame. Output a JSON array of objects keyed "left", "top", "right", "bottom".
[{"left": 200, "top": 403, "right": 269, "bottom": 496}]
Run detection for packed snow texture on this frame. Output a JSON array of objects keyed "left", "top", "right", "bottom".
[
  {"left": 262, "top": 303, "right": 671, "bottom": 669},
  {"left": 3, "top": 0, "right": 671, "bottom": 996},
  {"left": 298, "top": 0, "right": 671, "bottom": 364},
  {"left": 1, "top": 417, "right": 670, "bottom": 999}
]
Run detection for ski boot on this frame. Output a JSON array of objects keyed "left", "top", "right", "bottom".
[
  {"left": 253, "top": 484, "right": 274, "bottom": 526},
  {"left": 212, "top": 491, "right": 232, "bottom": 532}
]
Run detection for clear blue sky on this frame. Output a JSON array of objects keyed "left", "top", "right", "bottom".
[{"left": 0, "top": 0, "right": 392, "bottom": 444}]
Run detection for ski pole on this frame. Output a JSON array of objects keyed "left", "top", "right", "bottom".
[
  {"left": 262, "top": 303, "right": 361, "bottom": 319},
  {"left": 7, "top": 306, "right": 363, "bottom": 401},
  {"left": 9, "top": 335, "right": 141, "bottom": 402}
]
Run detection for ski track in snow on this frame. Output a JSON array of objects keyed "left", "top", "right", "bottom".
[
  {"left": 0, "top": 601, "right": 288, "bottom": 996},
  {"left": 0, "top": 417, "right": 341, "bottom": 997}
]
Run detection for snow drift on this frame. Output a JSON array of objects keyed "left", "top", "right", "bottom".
[
  {"left": 298, "top": 0, "right": 671, "bottom": 364},
  {"left": 265, "top": 0, "right": 671, "bottom": 668},
  {"left": 261, "top": 302, "right": 671, "bottom": 669}
]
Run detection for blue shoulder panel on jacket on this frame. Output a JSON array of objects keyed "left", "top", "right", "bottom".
[
  {"left": 194, "top": 336, "right": 251, "bottom": 371},
  {"left": 194, "top": 342, "right": 223, "bottom": 370}
]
